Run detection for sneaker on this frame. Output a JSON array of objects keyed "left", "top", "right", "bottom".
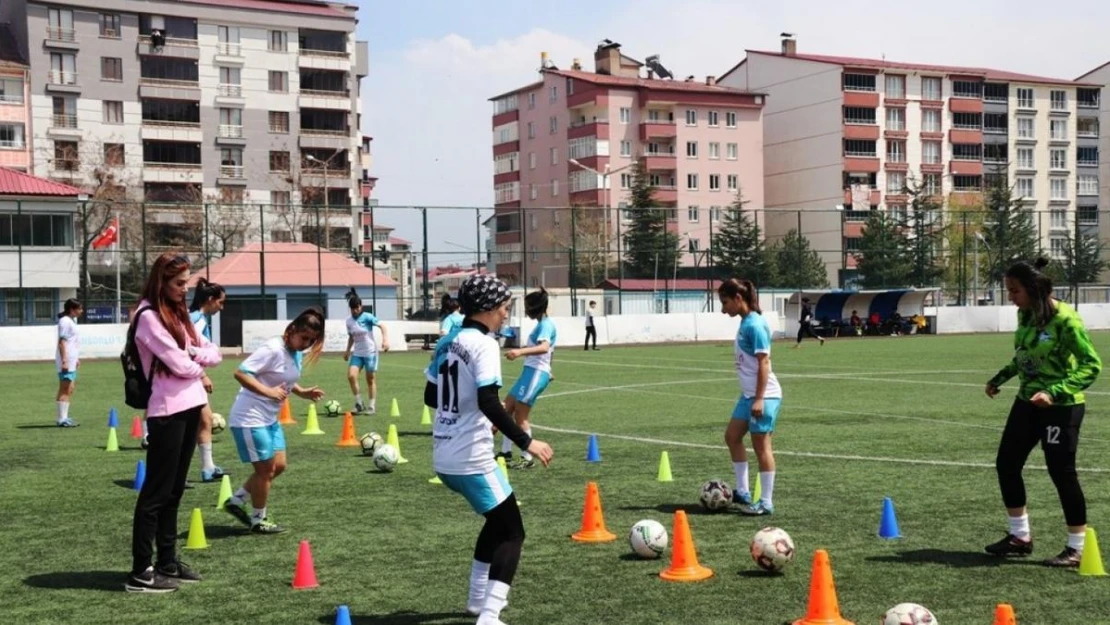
[
  {"left": 250, "top": 518, "right": 286, "bottom": 534},
  {"left": 509, "top": 458, "right": 535, "bottom": 470},
  {"left": 366, "top": 406, "right": 376, "bottom": 416},
  {"left": 984, "top": 534, "right": 1033, "bottom": 557},
  {"left": 56, "top": 418, "right": 79, "bottom": 428},
  {"left": 495, "top": 451, "right": 513, "bottom": 463},
  {"left": 156, "top": 559, "right": 202, "bottom": 583},
  {"left": 354, "top": 401, "right": 366, "bottom": 415},
  {"left": 732, "top": 490, "right": 753, "bottom": 506},
  {"left": 140, "top": 436, "right": 149, "bottom": 450},
  {"left": 739, "top": 501, "right": 774, "bottom": 516},
  {"left": 201, "top": 467, "right": 228, "bottom": 483},
  {"left": 124, "top": 567, "right": 179, "bottom": 593},
  {"left": 1044, "top": 547, "right": 1081, "bottom": 568},
  {"left": 223, "top": 501, "right": 252, "bottom": 527}
]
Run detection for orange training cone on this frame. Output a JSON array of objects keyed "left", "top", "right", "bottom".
[
  {"left": 570, "top": 481, "right": 616, "bottom": 543},
  {"left": 659, "top": 510, "right": 713, "bottom": 582},
  {"left": 129, "top": 415, "right": 144, "bottom": 440},
  {"left": 279, "top": 399, "right": 296, "bottom": 425},
  {"left": 993, "top": 603, "right": 1017, "bottom": 625},
  {"left": 336, "top": 412, "right": 359, "bottom": 447},
  {"left": 792, "top": 549, "right": 854, "bottom": 625},
  {"left": 292, "top": 540, "right": 319, "bottom": 589}
]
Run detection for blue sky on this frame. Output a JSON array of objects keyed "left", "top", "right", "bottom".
[{"left": 352, "top": 0, "right": 1110, "bottom": 260}]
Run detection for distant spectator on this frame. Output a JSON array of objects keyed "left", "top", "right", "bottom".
[
  {"left": 849, "top": 310, "right": 862, "bottom": 336},
  {"left": 584, "top": 301, "right": 599, "bottom": 351},
  {"left": 795, "top": 297, "right": 825, "bottom": 348}
]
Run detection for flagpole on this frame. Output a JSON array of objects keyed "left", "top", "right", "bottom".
[{"left": 115, "top": 212, "right": 121, "bottom": 324}]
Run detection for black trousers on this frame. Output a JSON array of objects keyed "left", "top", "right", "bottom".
[
  {"left": 131, "top": 406, "right": 201, "bottom": 574},
  {"left": 996, "top": 399, "right": 1086, "bottom": 527},
  {"left": 474, "top": 495, "right": 526, "bottom": 584},
  {"left": 796, "top": 323, "right": 820, "bottom": 343},
  {"left": 584, "top": 325, "right": 597, "bottom": 350}
]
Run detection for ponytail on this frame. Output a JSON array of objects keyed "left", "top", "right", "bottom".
[
  {"left": 345, "top": 287, "right": 362, "bottom": 315},
  {"left": 717, "top": 278, "right": 761, "bottom": 314},
  {"left": 189, "top": 277, "right": 225, "bottom": 312},
  {"left": 58, "top": 298, "right": 81, "bottom": 319}
]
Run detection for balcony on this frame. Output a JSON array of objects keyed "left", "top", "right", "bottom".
[
  {"left": 216, "top": 125, "right": 246, "bottom": 146},
  {"left": 299, "top": 47, "right": 348, "bottom": 58},
  {"left": 219, "top": 165, "right": 245, "bottom": 179},
  {"left": 215, "top": 42, "right": 242, "bottom": 57},
  {"left": 652, "top": 186, "right": 678, "bottom": 203},
  {"left": 567, "top": 119, "right": 609, "bottom": 140},
  {"left": 299, "top": 90, "right": 351, "bottom": 111},
  {"left": 47, "top": 114, "right": 81, "bottom": 137},
  {"left": 137, "top": 35, "right": 200, "bottom": 59},
  {"left": 642, "top": 149, "right": 676, "bottom": 171},
  {"left": 143, "top": 162, "right": 203, "bottom": 184},
  {"left": 842, "top": 189, "right": 882, "bottom": 206},
  {"left": 949, "top": 128, "right": 983, "bottom": 144},
  {"left": 639, "top": 121, "right": 677, "bottom": 140},
  {"left": 140, "top": 119, "right": 202, "bottom": 141},
  {"left": 217, "top": 84, "right": 243, "bottom": 98},
  {"left": 45, "top": 71, "right": 79, "bottom": 93},
  {"left": 843, "top": 124, "right": 880, "bottom": 140},
  {"left": 950, "top": 160, "right": 983, "bottom": 176},
  {"left": 44, "top": 27, "right": 79, "bottom": 49},
  {"left": 950, "top": 98, "right": 983, "bottom": 114},
  {"left": 842, "top": 91, "right": 879, "bottom": 108}
]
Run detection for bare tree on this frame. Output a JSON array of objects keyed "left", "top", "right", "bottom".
[
  {"left": 546, "top": 204, "right": 613, "bottom": 288},
  {"left": 268, "top": 148, "right": 350, "bottom": 250}
]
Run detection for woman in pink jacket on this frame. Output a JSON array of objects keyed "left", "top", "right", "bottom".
[{"left": 125, "top": 253, "right": 222, "bottom": 594}]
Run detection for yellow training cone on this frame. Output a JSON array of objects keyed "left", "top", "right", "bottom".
[
  {"left": 105, "top": 427, "right": 119, "bottom": 452},
  {"left": 386, "top": 423, "right": 409, "bottom": 463},
  {"left": 657, "top": 451, "right": 673, "bottom": 482},
  {"left": 390, "top": 398, "right": 401, "bottom": 418},
  {"left": 421, "top": 405, "right": 432, "bottom": 426},
  {"left": 184, "top": 508, "right": 209, "bottom": 550},
  {"left": 215, "top": 475, "right": 233, "bottom": 509},
  {"left": 429, "top": 475, "right": 442, "bottom": 485},
  {"left": 752, "top": 474, "right": 762, "bottom": 504},
  {"left": 301, "top": 405, "right": 324, "bottom": 435},
  {"left": 1080, "top": 527, "right": 1107, "bottom": 577}
]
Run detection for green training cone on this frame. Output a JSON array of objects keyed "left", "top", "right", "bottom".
[
  {"left": 657, "top": 451, "right": 673, "bottom": 482},
  {"left": 216, "top": 474, "right": 233, "bottom": 509},
  {"left": 105, "top": 427, "right": 119, "bottom": 452},
  {"left": 1080, "top": 527, "right": 1107, "bottom": 576}
]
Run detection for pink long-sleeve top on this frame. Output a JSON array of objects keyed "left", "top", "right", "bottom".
[{"left": 134, "top": 299, "right": 222, "bottom": 417}]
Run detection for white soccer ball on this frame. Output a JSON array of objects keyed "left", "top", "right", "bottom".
[
  {"left": 628, "top": 520, "right": 668, "bottom": 559},
  {"left": 699, "top": 479, "right": 732, "bottom": 512},
  {"left": 883, "top": 603, "right": 937, "bottom": 625},
  {"left": 210, "top": 413, "right": 226, "bottom": 434},
  {"left": 750, "top": 526, "right": 796, "bottom": 573},
  {"left": 373, "top": 443, "right": 399, "bottom": 472},
  {"left": 324, "top": 399, "right": 342, "bottom": 417},
  {"left": 359, "top": 432, "right": 383, "bottom": 456}
]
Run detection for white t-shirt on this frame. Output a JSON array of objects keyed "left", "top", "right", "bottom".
[
  {"left": 230, "top": 337, "right": 303, "bottom": 428},
  {"left": 735, "top": 312, "right": 782, "bottom": 399},
  {"left": 523, "top": 317, "right": 557, "bottom": 373},
  {"left": 56, "top": 316, "right": 79, "bottom": 371},
  {"left": 346, "top": 312, "right": 379, "bottom": 357},
  {"left": 426, "top": 327, "right": 502, "bottom": 475},
  {"left": 585, "top": 309, "right": 595, "bottom": 327}
]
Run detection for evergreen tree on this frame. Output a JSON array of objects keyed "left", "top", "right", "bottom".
[
  {"left": 622, "top": 158, "right": 681, "bottom": 278},
  {"left": 1047, "top": 230, "right": 1109, "bottom": 301},
  {"left": 710, "top": 188, "right": 769, "bottom": 283},
  {"left": 903, "top": 178, "right": 946, "bottom": 287},
  {"left": 981, "top": 176, "right": 1040, "bottom": 284},
  {"left": 770, "top": 228, "right": 829, "bottom": 288},
  {"left": 855, "top": 210, "right": 913, "bottom": 288}
]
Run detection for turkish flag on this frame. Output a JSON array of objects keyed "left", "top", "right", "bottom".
[{"left": 91, "top": 217, "right": 119, "bottom": 249}]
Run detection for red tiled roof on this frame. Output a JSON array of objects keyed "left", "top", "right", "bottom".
[
  {"left": 182, "top": 0, "right": 352, "bottom": 18},
  {"left": 547, "top": 69, "right": 760, "bottom": 95},
  {"left": 598, "top": 279, "right": 721, "bottom": 291},
  {"left": 742, "top": 50, "right": 1099, "bottom": 87},
  {"left": 193, "top": 242, "right": 396, "bottom": 288},
  {"left": 388, "top": 236, "right": 410, "bottom": 245},
  {"left": 0, "top": 168, "right": 83, "bottom": 197}
]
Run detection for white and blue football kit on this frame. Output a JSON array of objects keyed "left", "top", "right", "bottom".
[
  {"left": 427, "top": 327, "right": 513, "bottom": 514},
  {"left": 508, "top": 317, "right": 556, "bottom": 407},
  {"left": 346, "top": 311, "right": 380, "bottom": 372},
  {"left": 731, "top": 311, "right": 782, "bottom": 434},
  {"left": 440, "top": 311, "right": 464, "bottom": 335},
  {"left": 190, "top": 310, "right": 213, "bottom": 342},
  {"left": 230, "top": 338, "right": 302, "bottom": 462}
]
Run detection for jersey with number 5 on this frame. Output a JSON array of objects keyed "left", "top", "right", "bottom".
[{"left": 426, "top": 327, "right": 503, "bottom": 475}]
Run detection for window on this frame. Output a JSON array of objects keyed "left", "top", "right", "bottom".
[
  {"left": 269, "top": 30, "right": 288, "bottom": 52},
  {"left": 0, "top": 78, "right": 23, "bottom": 104},
  {"left": 983, "top": 113, "right": 1007, "bottom": 134},
  {"left": 983, "top": 83, "right": 1008, "bottom": 102},
  {"left": 688, "top": 206, "right": 700, "bottom": 222},
  {"left": 47, "top": 8, "right": 74, "bottom": 39},
  {"left": 1078, "top": 146, "right": 1099, "bottom": 165},
  {"left": 52, "top": 95, "right": 76, "bottom": 128},
  {"left": 952, "top": 175, "right": 982, "bottom": 191},
  {"left": 530, "top": 213, "right": 537, "bottom": 230},
  {"left": 1078, "top": 173, "right": 1096, "bottom": 195},
  {"left": 844, "top": 139, "right": 877, "bottom": 157},
  {"left": 886, "top": 172, "right": 906, "bottom": 194},
  {"left": 885, "top": 74, "right": 905, "bottom": 99},
  {"left": 620, "top": 173, "right": 632, "bottom": 189},
  {"left": 1079, "top": 206, "right": 1099, "bottom": 225},
  {"left": 710, "top": 206, "right": 722, "bottom": 222},
  {"left": 220, "top": 147, "right": 243, "bottom": 168},
  {"left": 1051, "top": 210, "right": 1067, "bottom": 231},
  {"left": 685, "top": 109, "right": 697, "bottom": 126},
  {"left": 620, "top": 140, "right": 631, "bottom": 157},
  {"left": 1051, "top": 119, "right": 1068, "bottom": 140},
  {"left": 1051, "top": 237, "right": 1067, "bottom": 260},
  {"left": 527, "top": 92, "right": 535, "bottom": 109},
  {"left": 843, "top": 106, "right": 876, "bottom": 125},
  {"left": 921, "top": 77, "right": 942, "bottom": 100},
  {"left": 0, "top": 123, "right": 25, "bottom": 148},
  {"left": 952, "top": 144, "right": 981, "bottom": 161},
  {"left": 922, "top": 109, "right": 941, "bottom": 133},
  {"left": 53, "top": 140, "right": 78, "bottom": 170},
  {"left": 1050, "top": 178, "right": 1068, "bottom": 200},
  {"left": 1051, "top": 149, "right": 1067, "bottom": 169},
  {"left": 551, "top": 179, "right": 558, "bottom": 196},
  {"left": 952, "top": 81, "right": 982, "bottom": 98},
  {"left": 529, "top": 184, "right": 537, "bottom": 200},
  {"left": 708, "top": 142, "right": 720, "bottom": 159},
  {"left": 99, "top": 14, "right": 120, "bottom": 38},
  {"left": 100, "top": 57, "right": 123, "bottom": 81},
  {"left": 727, "top": 174, "right": 738, "bottom": 191},
  {"left": 923, "top": 174, "right": 941, "bottom": 195},
  {"left": 886, "top": 140, "right": 905, "bottom": 162},
  {"left": 1016, "top": 88, "right": 1035, "bottom": 109},
  {"left": 952, "top": 112, "right": 981, "bottom": 129},
  {"left": 528, "top": 152, "right": 536, "bottom": 169},
  {"left": 549, "top": 116, "right": 557, "bottom": 134},
  {"left": 726, "top": 111, "right": 737, "bottom": 128},
  {"left": 549, "top": 85, "right": 557, "bottom": 103},
  {"left": 1078, "top": 118, "right": 1099, "bottom": 137},
  {"left": 843, "top": 73, "right": 876, "bottom": 92},
  {"left": 726, "top": 143, "right": 738, "bottom": 160},
  {"left": 103, "top": 101, "right": 123, "bottom": 124},
  {"left": 686, "top": 173, "right": 698, "bottom": 190},
  {"left": 269, "top": 151, "right": 290, "bottom": 172},
  {"left": 619, "top": 107, "right": 631, "bottom": 124},
  {"left": 219, "top": 67, "right": 241, "bottom": 95},
  {"left": 50, "top": 53, "right": 76, "bottom": 84},
  {"left": 0, "top": 214, "right": 73, "bottom": 248},
  {"left": 686, "top": 141, "right": 698, "bottom": 158},
  {"left": 1051, "top": 90, "right": 1067, "bottom": 111},
  {"left": 526, "top": 121, "right": 534, "bottom": 139},
  {"left": 217, "top": 26, "right": 240, "bottom": 54},
  {"left": 494, "top": 152, "right": 518, "bottom": 174},
  {"left": 703, "top": 173, "right": 719, "bottom": 191},
  {"left": 708, "top": 111, "right": 719, "bottom": 127},
  {"left": 886, "top": 108, "right": 905, "bottom": 131},
  {"left": 268, "top": 71, "right": 288, "bottom": 92},
  {"left": 268, "top": 111, "right": 289, "bottom": 133},
  {"left": 1017, "top": 147, "right": 1034, "bottom": 169},
  {"left": 550, "top": 147, "right": 558, "bottom": 165},
  {"left": 922, "top": 141, "right": 941, "bottom": 164},
  {"left": 104, "top": 143, "right": 124, "bottom": 166},
  {"left": 1017, "top": 117, "right": 1035, "bottom": 139},
  {"left": 1015, "top": 177, "right": 1034, "bottom": 198}
]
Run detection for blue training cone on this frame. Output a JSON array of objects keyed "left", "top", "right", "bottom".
[
  {"left": 107, "top": 407, "right": 118, "bottom": 428},
  {"left": 133, "top": 460, "right": 146, "bottom": 491},
  {"left": 879, "top": 496, "right": 902, "bottom": 539},
  {"left": 585, "top": 434, "right": 601, "bottom": 463},
  {"left": 334, "top": 605, "right": 352, "bottom": 625}
]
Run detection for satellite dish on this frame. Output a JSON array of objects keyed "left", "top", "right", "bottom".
[{"left": 645, "top": 54, "right": 673, "bottom": 80}]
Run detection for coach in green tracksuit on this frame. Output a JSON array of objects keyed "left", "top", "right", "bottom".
[{"left": 983, "top": 258, "right": 1102, "bottom": 568}]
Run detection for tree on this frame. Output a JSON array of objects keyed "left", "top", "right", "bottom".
[
  {"left": 205, "top": 188, "right": 253, "bottom": 259},
  {"left": 270, "top": 149, "right": 349, "bottom": 248},
  {"left": 622, "top": 158, "right": 681, "bottom": 278},
  {"left": 855, "top": 210, "right": 913, "bottom": 288},
  {"left": 903, "top": 179, "right": 946, "bottom": 288},
  {"left": 940, "top": 204, "right": 988, "bottom": 304},
  {"left": 1046, "top": 230, "right": 1109, "bottom": 302},
  {"left": 768, "top": 228, "right": 829, "bottom": 289},
  {"left": 981, "top": 176, "right": 1040, "bottom": 285},
  {"left": 549, "top": 204, "right": 612, "bottom": 288},
  {"left": 711, "top": 188, "right": 770, "bottom": 282}
]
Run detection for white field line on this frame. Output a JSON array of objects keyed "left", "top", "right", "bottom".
[{"left": 625, "top": 354, "right": 993, "bottom": 374}]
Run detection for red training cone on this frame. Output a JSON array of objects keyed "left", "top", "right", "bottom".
[{"left": 292, "top": 540, "right": 319, "bottom": 589}]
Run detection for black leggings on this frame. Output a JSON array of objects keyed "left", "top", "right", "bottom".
[
  {"left": 474, "top": 495, "right": 526, "bottom": 584},
  {"left": 996, "top": 399, "right": 1086, "bottom": 527},
  {"left": 584, "top": 326, "right": 597, "bottom": 350},
  {"left": 796, "top": 323, "right": 820, "bottom": 343}
]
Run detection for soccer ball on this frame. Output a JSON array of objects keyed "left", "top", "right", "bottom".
[
  {"left": 883, "top": 604, "right": 937, "bottom": 625},
  {"left": 699, "top": 480, "right": 732, "bottom": 512},
  {"left": 373, "top": 444, "right": 399, "bottom": 472},
  {"left": 210, "top": 413, "right": 226, "bottom": 434},
  {"left": 750, "top": 526, "right": 796, "bottom": 573},
  {"left": 359, "top": 432, "right": 383, "bottom": 456},
  {"left": 628, "top": 519, "right": 668, "bottom": 559},
  {"left": 324, "top": 399, "right": 342, "bottom": 417}
]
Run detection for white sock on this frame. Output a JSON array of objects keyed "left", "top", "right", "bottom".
[
  {"left": 759, "top": 471, "right": 775, "bottom": 506},
  {"left": 501, "top": 435, "right": 513, "bottom": 455},
  {"left": 56, "top": 401, "right": 69, "bottom": 422},
  {"left": 251, "top": 506, "right": 267, "bottom": 524},
  {"left": 199, "top": 442, "right": 215, "bottom": 472},
  {"left": 520, "top": 428, "right": 533, "bottom": 460},
  {"left": 1009, "top": 514, "right": 1031, "bottom": 540},
  {"left": 141, "top": 418, "right": 148, "bottom": 438},
  {"left": 229, "top": 487, "right": 249, "bottom": 506},
  {"left": 354, "top": 393, "right": 363, "bottom": 406},
  {"left": 733, "top": 462, "right": 749, "bottom": 494},
  {"left": 369, "top": 397, "right": 376, "bottom": 410},
  {"left": 480, "top": 580, "right": 511, "bottom": 620},
  {"left": 468, "top": 560, "right": 490, "bottom": 612},
  {"left": 1068, "top": 531, "right": 1086, "bottom": 552}
]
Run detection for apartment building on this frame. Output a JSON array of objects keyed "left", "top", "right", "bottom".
[
  {"left": 0, "top": 0, "right": 367, "bottom": 250},
  {"left": 1075, "top": 62, "right": 1110, "bottom": 266},
  {"left": 720, "top": 36, "right": 1101, "bottom": 287},
  {"left": 488, "top": 40, "right": 765, "bottom": 288},
  {"left": 0, "top": 24, "right": 31, "bottom": 171}
]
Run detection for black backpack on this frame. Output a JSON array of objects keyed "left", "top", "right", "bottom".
[{"left": 121, "top": 306, "right": 158, "bottom": 410}]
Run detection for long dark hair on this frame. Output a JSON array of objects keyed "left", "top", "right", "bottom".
[
  {"left": 1006, "top": 258, "right": 1056, "bottom": 328},
  {"left": 440, "top": 293, "right": 460, "bottom": 317},
  {"left": 139, "top": 252, "right": 197, "bottom": 352},
  {"left": 284, "top": 306, "right": 326, "bottom": 366},
  {"left": 58, "top": 298, "right": 81, "bottom": 319},
  {"left": 524, "top": 287, "right": 549, "bottom": 319},
  {"left": 189, "top": 277, "right": 224, "bottom": 313},
  {"left": 718, "top": 278, "right": 761, "bottom": 314},
  {"left": 345, "top": 287, "right": 362, "bottom": 316}
]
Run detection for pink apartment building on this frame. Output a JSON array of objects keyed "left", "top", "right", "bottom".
[
  {"left": 488, "top": 40, "right": 766, "bottom": 288},
  {"left": 0, "top": 25, "right": 31, "bottom": 171}
]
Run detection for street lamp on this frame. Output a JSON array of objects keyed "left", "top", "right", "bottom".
[{"left": 568, "top": 158, "right": 635, "bottom": 314}]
